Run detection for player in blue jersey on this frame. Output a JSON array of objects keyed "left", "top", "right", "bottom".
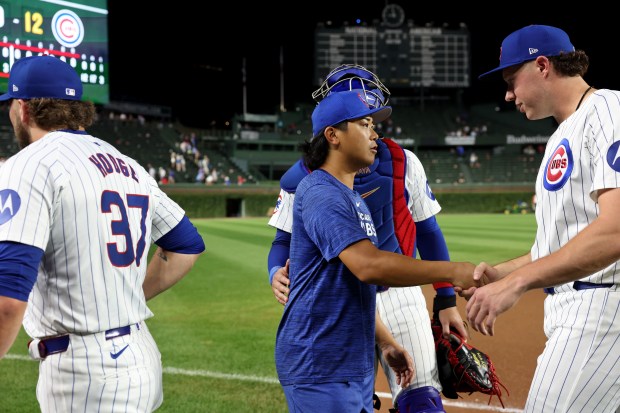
[
  {"left": 268, "top": 65, "right": 468, "bottom": 412},
  {"left": 274, "top": 89, "right": 478, "bottom": 412},
  {"left": 0, "top": 55, "right": 205, "bottom": 412}
]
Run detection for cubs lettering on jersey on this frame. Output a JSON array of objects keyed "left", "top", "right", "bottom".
[{"left": 543, "top": 138, "right": 572, "bottom": 191}]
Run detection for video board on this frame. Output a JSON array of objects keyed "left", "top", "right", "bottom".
[
  {"left": 315, "top": 25, "right": 470, "bottom": 89},
  {"left": 0, "top": 0, "right": 108, "bottom": 104}
]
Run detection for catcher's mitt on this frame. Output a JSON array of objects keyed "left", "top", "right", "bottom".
[{"left": 431, "top": 318, "right": 508, "bottom": 407}]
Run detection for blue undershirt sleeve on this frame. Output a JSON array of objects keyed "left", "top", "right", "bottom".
[
  {"left": 155, "top": 216, "right": 206, "bottom": 254},
  {"left": 415, "top": 216, "right": 455, "bottom": 297},
  {"left": 0, "top": 241, "right": 44, "bottom": 302},
  {"left": 268, "top": 229, "right": 291, "bottom": 285}
]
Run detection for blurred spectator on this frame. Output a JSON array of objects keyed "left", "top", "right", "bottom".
[
  {"left": 198, "top": 154, "right": 210, "bottom": 175},
  {"left": 179, "top": 135, "right": 192, "bottom": 154},
  {"left": 170, "top": 150, "right": 177, "bottom": 169},
  {"left": 206, "top": 168, "right": 218, "bottom": 185},
  {"left": 523, "top": 144, "right": 536, "bottom": 156},
  {"left": 195, "top": 168, "right": 205, "bottom": 184},
  {"left": 158, "top": 166, "right": 167, "bottom": 184},
  {"left": 147, "top": 163, "right": 157, "bottom": 180},
  {"left": 167, "top": 169, "right": 176, "bottom": 184},
  {"left": 175, "top": 152, "right": 186, "bottom": 172},
  {"left": 469, "top": 151, "right": 479, "bottom": 168},
  {"left": 455, "top": 145, "right": 465, "bottom": 158}
]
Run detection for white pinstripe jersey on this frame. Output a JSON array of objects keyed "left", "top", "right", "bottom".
[
  {"left": 268, "top": 148, "right": 441, "bottom": 232},
  {"left": 533, "top": 89, "right": 620, "bottom": 290},
  {"left": 0, "top": 130, "right": 185, "bottom": 338}
]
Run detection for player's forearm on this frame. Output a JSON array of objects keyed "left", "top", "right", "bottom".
[
  {"left": 494, "top": 252, "right": 532, "bottom": 278},
  {"left": 507, "top": 216, "right": 620, "bottom": 291},
  {"left": 0, "top": 296, "right": 27, "bottom": 359},
  {"left": 341, "top": 240, "right": 475, "bottom": 288},
  {"left": 143, "top": 247, "right": 201, "bottom": 300}
]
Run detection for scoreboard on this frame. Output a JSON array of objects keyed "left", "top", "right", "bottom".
[
  {"left": 0, "top": 0, "right": 108, "bottom": 104},
  {"left": 315, "top": 25, "right": 470, "bottom": 89}
]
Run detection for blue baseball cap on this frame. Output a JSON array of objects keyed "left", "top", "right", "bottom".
[
  {"left": 311, "top": 90, "right": 392, "bottom": 139},
  {"left": 0, "top": 55, "right": 82, "bottom": 101},
  {"left": 478, "top": 25, "right": 575, "bottom": 79}
]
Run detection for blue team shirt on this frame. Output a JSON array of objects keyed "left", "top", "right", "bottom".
[{"left": 275, "top": 169, "right": 379, "bottom": 385}]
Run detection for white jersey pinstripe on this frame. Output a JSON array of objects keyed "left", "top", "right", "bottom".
[
  {"left": 269, "top": 148, "right": 444, "bottom": 401},
  {"left": 0, "top": 130, "right": 185, "bottom": 338},
  {"left": 526, "top": 89, "right": 620, "bottom": 412},
  {"left": 533, "top": 90, "right": 620, "bottom": 286}
]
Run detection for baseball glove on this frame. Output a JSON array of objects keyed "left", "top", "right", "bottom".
[{"left": 431, "top": 318, "right": 508, "bottom": 407}]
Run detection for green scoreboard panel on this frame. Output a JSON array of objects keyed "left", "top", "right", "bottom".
[
  {"left": 315, "top": 26, "right": 470, "bottom": 89},
  {"left": 0, "top": 0, "right": 108, "bottom": 104}
]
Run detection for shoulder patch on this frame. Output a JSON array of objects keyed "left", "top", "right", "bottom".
[
  {"left": 0, "top": 189, "right": 21, "bottom": 225},
  {"left": 606, "top": 140, "right": 620, "bottom": 172}
]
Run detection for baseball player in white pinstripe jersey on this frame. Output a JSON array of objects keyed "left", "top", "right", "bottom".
[
  {"left": 0, "top": 55, "right": 205, "bottom": 412},
  {"left": 268, "top": 65, "right": 468, "bottom": 412},
  {"left": 466, "top": 25, "right": 620, "bottom": 412}
]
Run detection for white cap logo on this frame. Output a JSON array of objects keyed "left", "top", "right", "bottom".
[
  {"left": 528, "top": 48, "right": 538, "bottom": 55},
  {"left": 12, "top": 84, "right": 18, "bottom": 92},
  {"left": 66, "top": 88, "right": 76, "bottom": 96}
]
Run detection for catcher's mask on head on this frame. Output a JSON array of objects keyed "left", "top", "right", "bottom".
[{"left": 312, "top": 64, "right": 390, "bottom": 109}]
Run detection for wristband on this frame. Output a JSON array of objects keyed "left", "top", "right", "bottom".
[
  {"left": 436, "top": 286, "right": 456, "bottom": 297},
  {"left": 433, "top": 294, "right": 456, "bottom": 316}
]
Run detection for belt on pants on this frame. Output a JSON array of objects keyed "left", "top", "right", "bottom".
[
  {"left": 30, "top": 324, "right": 136, "bottom": 359},
  {"left": 544, "top": 281, "right": 614, "bottom": 295}
]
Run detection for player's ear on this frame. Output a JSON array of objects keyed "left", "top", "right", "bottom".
[
  {"left": 533, "top": 56, "right": 550, "bottom": 75},
  {"left": 15, "top": 99, "right": 29, "bottom": 123},
  {"left": 323, "top": 126, "right": 339, "bottom": 145}
]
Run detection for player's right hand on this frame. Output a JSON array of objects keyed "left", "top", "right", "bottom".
[
  {"left": 450, "top": 262, "right": 482, "bottom": 291},
  {"left": 271, "top": 259, "right": 290, "bottom": 306},
  {"left": 457, "top": 262, "right": 498, "bottom": 300}
]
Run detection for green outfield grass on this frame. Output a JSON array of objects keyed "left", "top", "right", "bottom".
[{"left": 0, "top": 213, "right": 536, "bottom": 413}]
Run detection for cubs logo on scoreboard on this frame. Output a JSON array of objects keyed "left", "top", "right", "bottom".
[{"left": 51, "top": 9, "right": 84, "bottom": 49}]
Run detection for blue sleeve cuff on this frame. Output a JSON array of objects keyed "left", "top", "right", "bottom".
[
  {"left": 155, "top": 216, "right": 205, "bottom": 254},
  {"left": 0, "top": 242, "right": 44, "bottom": 302},
  {"left": 269, "top": 266, "right": 282, "bottom": 285}
]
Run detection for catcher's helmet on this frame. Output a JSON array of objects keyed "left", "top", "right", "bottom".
[{"left": 312, "top": 64, "right": 390, "bottom": 109}]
